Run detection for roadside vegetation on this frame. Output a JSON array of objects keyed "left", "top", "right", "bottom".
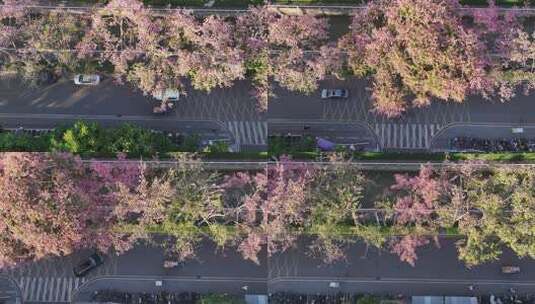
[
  {"left": 2, "top": 0, "right": 535, "bottom": 116},
  {"left": 1, "top": 152, "right": 534, "bottom": 269},
  {"left": 0, "top": 121, "right": 213, "bottom": 155}
]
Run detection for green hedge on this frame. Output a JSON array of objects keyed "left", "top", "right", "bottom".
[
  {"left": 0, "top": 121, "right": 200, "bottom": 156},
  {"left": 283, "top": 151, "right": 535, "bottom": 162},
  {"left": 198, "top": 294, "right": 245, "bottom": 304},
  {"left": 268, "top": 135, "right": 316, "bottom": 156}
]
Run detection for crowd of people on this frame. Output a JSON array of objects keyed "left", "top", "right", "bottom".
[{"left": 450, "top": 137, "right": 535, "bottom": 152}]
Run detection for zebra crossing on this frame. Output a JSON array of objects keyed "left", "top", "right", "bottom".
[
  {"left": 373, "top": 123, "right": 443, "bottom": 150},
  {"left": 225, "top": 121, "right": 267, "bottom": 147},
  {"left": 16, "top": 276, "right": 85, "bottom": 303}
]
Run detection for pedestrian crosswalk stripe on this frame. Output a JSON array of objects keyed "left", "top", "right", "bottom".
[
  {"left": 67, "top": 277, "right": 73, "bottom": 301},
  {"left": 373, "top": 123, "right": 442, "bottom": 150},
  {"left": 34, "top": 278, "right": 42, "bottom": 302},
  {"left": 62, "top": 277, "right": 69, "bottom": 302},
  {"left": 14, "top": 276, "right": 86, "bottom": 303},
  {"left": 26, "top": 278, "right": 34, "bottom": 301},
  {"left": 225, "top": 121, "right": 267, "bottom": 147},
  {"left": 55, "top": 278, "right": 62, "bottom": 303}
]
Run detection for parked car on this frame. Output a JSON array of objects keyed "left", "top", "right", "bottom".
[
  {"left": 501, "top": 266, "right": 520, "bottom": 274},
  {"left": 152, "top": 88, "right": 180, "bottom": 102},
  {"left": 73, "top": 253, "right": 104, "bottom": 277},
  {"left": 321, "top": 88, "right": 349, "bottom": 99},
  {"left": 74, "top": 74, "right": 100, "bottom": 85}
]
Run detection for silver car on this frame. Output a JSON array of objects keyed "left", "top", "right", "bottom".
[
  {"left": 321, "top": 88, "right": 349, "bottom": 99},
  {"left": 74, "top": 74, "right": 100, "bottom": 85}
]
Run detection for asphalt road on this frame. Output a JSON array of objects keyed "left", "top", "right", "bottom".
[
  {"left": 4, "top": 59, "right": 534, "bottom": 152},
  {"left": 0, "top": 277, "right": 21, "bottom": 304},
  {"left": 268, "top": 77, "right": 535, "bottom": 150},
  {"left": 0, "top": 74, "right": 265, "bottom": 150},
  {"left": 3, "top": 223, "right": 535, "bottom": 301},
  {"left": 0, "top": 73, "right": 262, "bottom": 120},
  {"left": 65, "top": 237, "right": 535, "bottom": 300},
  {"left": 269, "top": 237, "right": 535, "bottom": 296}
]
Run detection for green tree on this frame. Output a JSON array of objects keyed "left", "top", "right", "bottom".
[
  {"left": 109, "top": 123, "right": 174, "bottom": 156},
  {"left": 357, "top": 295, "right": 380, "bottom": 304},
  {"left": 452, "top": 165, "right": 535, "bottom": 266},
  {"left": 113, "top": 154, "right": 230, "bottom": 262},
  {"left": 307, "top": 154, "right": 370, "bottom": 263},
  {"left": 51, "top": 121, "right": 104, "bottom": 153}
]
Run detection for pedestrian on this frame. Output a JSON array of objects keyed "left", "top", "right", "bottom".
[{"left": 468, "top": 285, "right": 475, "bottom": 291}]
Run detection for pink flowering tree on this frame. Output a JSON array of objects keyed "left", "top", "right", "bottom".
[
  {"left": 469, "top": 0, "right": 528, "bottom": 102},
  {"left": 173, "top": 14, "right": 246, "bottom": 92},
  {"left": 77, "top": 0, "right": 162, "bottom": 84},
  {"left": 340, "top": 0, "right": 489, "bottom": 117},
  {"left": 23, "top": 12, "right": 90, "bottom": 80},
  {"left": 0, "top": 1, "right": 88, "bottom": 83},
  {"left": 225, "top": 158, "right": 314, "bottom": 264},
  {"left": 384, "top": 165, "right": 449, "bottom": 266},
  {"left": 0, "top": 153, "right": 144, "bottom": 268},
  {"left": 236, "top": 7, "right": 330, "bottom": 110}
]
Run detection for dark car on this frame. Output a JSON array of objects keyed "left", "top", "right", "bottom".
[
  {"left": 73, "top": 253, "right": 104, "bottom": 277},
  {"left": 37, "top": 70, "right": 58, "bottom": 85}
]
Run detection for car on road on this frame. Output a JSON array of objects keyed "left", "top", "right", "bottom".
[
  {"left": 152, "top": 88, "right": 180, "bottom": 102},
  {"left": 73, "top": 253, "right": 104, "bottom": 277},
  {"left": 74, "top": 74, "right": 100, "bottom": 85},
  {"left": 501, "top": 266, "right": 520, "bottom": 274},
  {"left": 321, "top": 88, "right": 349, "bottom": 99}
]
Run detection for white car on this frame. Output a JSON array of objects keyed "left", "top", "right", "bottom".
[
  {"left": 74, "top": 74, "right": 100, "bottom": 85},
  {"left": 152, "top": 88, "right": 180, "bottom": 102},
  {"left": 321, "top": 88, "right": 349, "bottom": 99}
]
